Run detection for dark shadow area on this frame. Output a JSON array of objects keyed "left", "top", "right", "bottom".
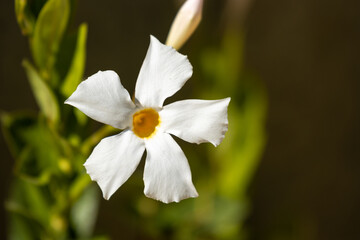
[{"left": 245, "top": 0, "right": 360, "bottom": 239}]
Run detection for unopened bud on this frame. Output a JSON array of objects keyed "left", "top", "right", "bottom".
[{"left": 166, "top": 0, "right": 203, "bottom": 50}]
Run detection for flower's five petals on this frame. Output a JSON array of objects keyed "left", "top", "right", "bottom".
[
  {"left": 84, "top": 130, "right": 145, "bottom": 200},
  {"left": 160, "top": 98, "right": 231, "bottom": 146},
  {"left": 135, "top": 36, "right": 193, "bottom": 108},
  {"left": 143, "top": 133, "right": 198, "bottom": 203},
  {"left": 65, "top": 70, "right": 136, "bottom": 129},
  {"left": 65, "top": 36, "right": 231, "bottom": 203}
]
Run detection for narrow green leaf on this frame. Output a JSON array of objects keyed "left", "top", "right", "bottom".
[
  {"left": 22, "top": 181, "right": 51, "bottom": 225},
  {"left": 61, "top": 23, "right": 88, "bottom": 97},
  {"left": 7, "top": 179, "right": 50, "bottom": 227},
  {"left": 31, "top": 0, "right": 70, "bottom": 78},
  {"left": 22, "top": 59, "right": 60, "bottom": 123},
  {"left": 14, "top": 0, "right": 35, "bottom": 36}
]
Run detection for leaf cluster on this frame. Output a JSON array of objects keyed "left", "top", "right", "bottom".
[{"left": 4, "top": 0, "right": 110, "bottom": 239}]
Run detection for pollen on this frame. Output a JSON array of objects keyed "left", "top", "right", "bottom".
[{"left": 132, "top": 108, "right": 160, "bottom": 138}]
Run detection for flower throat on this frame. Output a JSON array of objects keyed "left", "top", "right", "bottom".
[{"left": 132, "top": 108, "right": 160, "bottom": 138}]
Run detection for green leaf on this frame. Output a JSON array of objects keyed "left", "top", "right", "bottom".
[
  {"left": 22, "top": 59, "right": 59, "bottom": 124},
  {"left": 31, "top": 0, "right": 70, "bottom": 78},
  {"left": 6, "top": 178, "right": 50, "bottom": 229},
  {"left": 7, "top": 213, "right": 35, "bottom": 240},
  {"left": 14, "top": 0, "right": 35, "bottom": 36},
  {"left": 23, "top": 181, "right": 51, "bottom": 225},
  {"left": 61, "top": 23, "right": 88, "bottom": 98},
  {"left": 1, "top": 111, "right": 62, "bottom": 179},
  {"left": 19, "top": 120, "right": 63, "bottom": 173},
  {"left": 71, "top": 184, "right": 100, "bottom": 238}
]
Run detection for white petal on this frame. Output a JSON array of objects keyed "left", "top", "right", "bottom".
[
  {"left": 135, "top": 36, "right": 193, "bottom": 108},
  {"left": 160, "top": 98, "right": 231, "bottom": 146},
  {"left": 65, "top": 70, "right": 135, "bottom": 129},
  {"left": 143, "top": 133, "right": 198, "bottom": 203},
  {"left": 84, "top": 130, "right": 145, "bottom": 200}
]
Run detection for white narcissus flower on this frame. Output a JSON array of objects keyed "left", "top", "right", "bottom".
[{"left": 65, "top": 36, "right": 230, "bottom": 203}]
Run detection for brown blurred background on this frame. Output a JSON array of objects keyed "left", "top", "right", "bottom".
[{"left": 1, "top": 0, "right": 360, "bottom": 239}]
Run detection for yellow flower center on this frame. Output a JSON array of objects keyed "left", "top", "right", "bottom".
[{"left": 132, "top": 108, "right": 160, "bottom": 138}]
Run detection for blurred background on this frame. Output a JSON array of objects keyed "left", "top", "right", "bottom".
[{"left": 1, "top": 0, "right": 360, "bottom": 239}]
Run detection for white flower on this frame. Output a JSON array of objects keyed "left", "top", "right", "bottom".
[{"left": 65, "top": 36, "right": 230, "bottom": 203}]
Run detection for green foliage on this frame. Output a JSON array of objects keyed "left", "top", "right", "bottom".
[
  {"left": 31, "top": 0, "right": 70, "bottom": 82},
  {"left": 4, "top": 0, "right": 99, "bottom": 239},
  {"left": 22, "top": 60, "right": 60, "bottom": 124},
  {"left": 61, "top": 23, "right": 88, "bottom": 98},
  {"left": 60, "top": 23, "right": 89, "bottom": 125}
]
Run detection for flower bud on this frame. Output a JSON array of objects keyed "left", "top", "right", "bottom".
[{"left": 166, "top": 0, "right": 203, "bottom": 50}]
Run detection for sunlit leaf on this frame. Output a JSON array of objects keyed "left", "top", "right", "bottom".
[
  {"left": 22, "top": 59, "right": 59, "bottom": 124},
  {"left": 31, "top": 0, "right": 70, "bottom": 79},
  {"left": 61, "top": 23, "right": 88, "bottom": 98}
]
